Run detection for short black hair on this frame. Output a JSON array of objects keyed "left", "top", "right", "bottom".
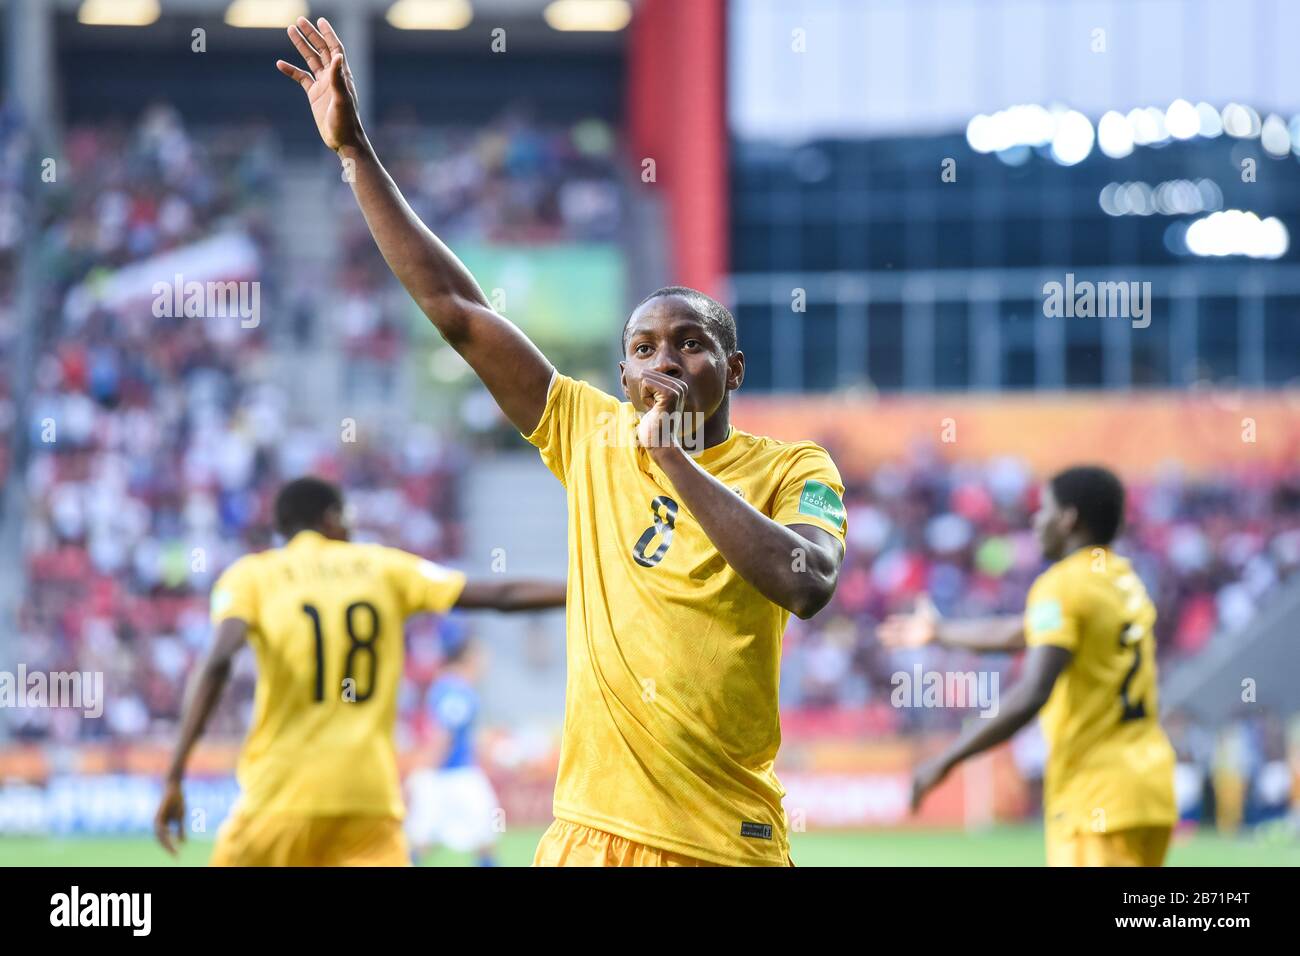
[
  {"left": 1049, "top": 465, "right": 1125, "bottom": 545},
  {"left": 622, "top": 286, "right": 737, "bottom": 355},
  {"left": 274, "top": 477, "right": 343, "bottom": 538}
]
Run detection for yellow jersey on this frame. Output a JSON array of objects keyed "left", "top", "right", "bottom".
[
  {"left": 524, "top": 373, "right": 848, "bottom": 865},
  {"left": 210, "top": 531, "right": 466, "bottom": 818},
  {"left": 1023, "top": 546, "right": 1177, "bottom": 837}
]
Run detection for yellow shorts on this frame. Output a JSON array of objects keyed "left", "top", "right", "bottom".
[
  {"left": 210, "top": 811, "right": 410, "bottom": 867},
  {"left": 533, "top": 819, "right": 723, "bottom": 867},
  {"left": 1046, "top": 825, "right": 1172, "bottom": 867}
]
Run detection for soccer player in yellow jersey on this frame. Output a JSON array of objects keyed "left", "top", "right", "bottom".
[
  {"left": 154, "top": 477, "right": 566, "bottom": 866},
  {"left": 276, "top": 17, "right": 847, "bottom": 866},
  {"left": 881, "top": 465, "right": 1178, "bottom": 866}
]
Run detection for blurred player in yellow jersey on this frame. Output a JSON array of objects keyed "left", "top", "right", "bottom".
[
  {"left": 153, "top": 477, "right": 566, "bottom": 866},
  {"left": 276, "top": 16, "right": 847, "bottom": 865},
  {"left": 881, "top": 465, "right": 1177, "bottom": 866}
]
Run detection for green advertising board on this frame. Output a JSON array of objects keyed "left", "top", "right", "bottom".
[{"left": 449, "top": 241, "right": 626, "bottom": 345}]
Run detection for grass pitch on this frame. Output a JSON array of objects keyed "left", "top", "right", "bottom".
[{"left": 4, "top": 823, "right": 1296, "bottom": 867}]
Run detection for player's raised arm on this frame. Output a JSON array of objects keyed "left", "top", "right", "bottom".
[
  {"left": 276, "top": 16, "right": 554, "bottom": 435},
  {"left": 878, "top": 595, "right": 1025, "bottom": 653}
]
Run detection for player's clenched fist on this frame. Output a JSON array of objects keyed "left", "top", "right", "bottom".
[
  {"left": 276, "top": 17, "right": 366, "bottom": 154},
  {"left": 634, "top": 368, "right": 689, "bottom": 450}
]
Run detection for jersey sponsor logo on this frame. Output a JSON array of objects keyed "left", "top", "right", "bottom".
[
  {"left": 1028, "top": 599, "right": 1064, "bottom": 634},
  {"left": 796, "top": 480, "right": 846, "bottom": 531},
  {"left": 740, "top": 821, "right": 773, "bottom": 840}
]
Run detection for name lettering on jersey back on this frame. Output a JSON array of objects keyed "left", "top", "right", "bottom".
[{"left": 278, "top": 557, "right": 375, "bottom": 584}]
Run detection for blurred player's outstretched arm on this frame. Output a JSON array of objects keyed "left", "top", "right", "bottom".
[
  {"left": 878, "top": 594, "right": 1024, "bottom": 653},
  {"left": 154, "top": 617, "right": 247, "bottom": 856},
  {"left": 908, "top": 644, "right": 1071, "bottom": 812},
  {"left": 455, "top": 579, "right": 567, "bottom": 611},
  {"left": 277, "top": 17, "right": 554, "bottom": 435}
]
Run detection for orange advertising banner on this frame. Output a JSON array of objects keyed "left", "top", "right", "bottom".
[{"left": 734, "top": 389, "right": 1300, "bottom": 480}]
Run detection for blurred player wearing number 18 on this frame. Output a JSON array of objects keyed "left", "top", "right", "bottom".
[{"left": 153, "top": 478, "right": 565, "bottom": 866}]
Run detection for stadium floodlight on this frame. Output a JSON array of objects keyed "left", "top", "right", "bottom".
[
  {"left": 543, "top": 0, "right": 633, "bottom": 32},
  {"left": 1260, "top": 114, "right": 1290, "bottom": 158},
  {"left": 78, "top": 0, "right": 159, "bottom": 26},
  {"left": 1142, "top": 106, "right": 1170, "bottom": 145},
  {"left": 1099, "top": 182, "right": 1124, "bottom": 216},
  {"left": 1154, "top": 180, "right": 1196, "bottom": 215},
  {"left": 1102, "top": 178, "right": 1222, "bottom": 217},
  {"left": 1165, "top": 99, "right": 1199, "bottom": 140},
  {"left": 1221, "top": 103, "right": 1261, "bottom": 138},
  {"left": 1127, "top": 107, "right": 1159, "bottom": 146},
  {"left": 1007, "top": 104, "right": 1055, "bottom": 147},
  {"left": 1097, "top": 111, "right": 1134, "bottom": 159},
  {"left": 386, "top": 0, "right": 474, "bottom": 30},
  {"left": 1185, "top": 209, "right": 1289, "bottom": 259},
  {"left": 1196, "top": 102, "right": 1223, "bottom": 138},
  {"left": 1122, "top": 181, "right": 1152, "bottom": 215},
  {"left": 226, "top": 0, "right": 308, "bottom": 29},
  {"left": 1049, "top": 110, "right": 1094, "bottom": 165},
  {"left": 967, "top": 105, "right": 1055, "bottom": 155},
  {"left": 965, "top": 114, "right": 994, "bottom": 153}
]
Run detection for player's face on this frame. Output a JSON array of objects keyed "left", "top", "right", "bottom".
[
  {"left": 619, "top": 297, "right": 738, "bottom": 421},
  {"left": 1033, "top": 483, "right": 1069, "bottom": 561}
]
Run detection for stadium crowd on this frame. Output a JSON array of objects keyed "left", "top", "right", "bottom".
[
  {"left": 5, "top": 105, "right": 1299, "bottom": 836},
  {"left": 367, "top": 110, "right": 622, "bottom": 244},
  {"left": 0, "top": 104, "right": 28, "bottom": 493},
  {"left": 6, "top": 106, "right": 624, "bottom": 746},
  {"left": 290, "top": 111, "right": 623, "bottom": 401},
  {"left": 8, "top": 108, "right": 466, "bottom": 743}
]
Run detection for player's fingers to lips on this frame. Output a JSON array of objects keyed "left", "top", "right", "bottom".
[{"left": 642, "top": 369, "right": 687, "bottom": 402}]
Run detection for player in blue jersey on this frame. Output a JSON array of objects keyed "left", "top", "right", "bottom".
[{"left": 405, "top": 620, "right": 502, "bottom": 866}]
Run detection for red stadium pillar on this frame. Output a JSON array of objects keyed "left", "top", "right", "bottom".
[{"left": 628, "top": 0, "right": 729, "bottom": 299}]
